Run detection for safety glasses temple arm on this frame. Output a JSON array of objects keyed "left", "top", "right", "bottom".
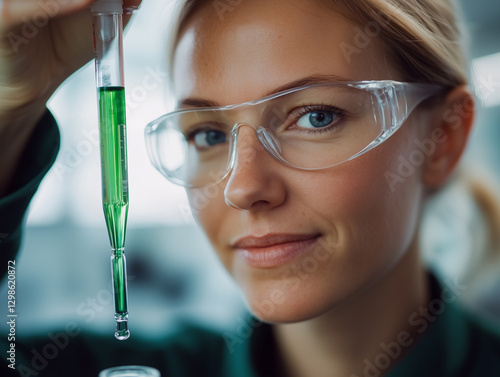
[{"left": 390, "top": 82, "right": 448, "bottom": 126}]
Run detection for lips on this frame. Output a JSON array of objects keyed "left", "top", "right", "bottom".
[{"left": 232, "top": 233, "right": 321, "bottom": 268}]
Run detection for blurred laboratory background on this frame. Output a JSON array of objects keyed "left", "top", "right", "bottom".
[{"left": 1, "top": 0, "right": 500, "bottom": 341}]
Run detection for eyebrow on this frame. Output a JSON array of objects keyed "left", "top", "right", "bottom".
[{"left": 177, "top": 73, "right": 352, "bottom": 109}]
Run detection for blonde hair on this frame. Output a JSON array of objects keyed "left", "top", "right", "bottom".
[{"left": 331, "top": 0, "right": 467, "bottom": 86}]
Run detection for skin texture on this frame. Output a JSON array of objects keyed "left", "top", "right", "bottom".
[{"left": 173, "top": 0, "right": 474, "bottom": 375}]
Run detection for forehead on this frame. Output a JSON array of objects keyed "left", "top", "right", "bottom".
[{"left": 173, "top": 0, "right": 400, "bottom": 106}]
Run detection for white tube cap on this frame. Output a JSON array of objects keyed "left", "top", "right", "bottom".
[{"left": 91, "top": 0, "right": 123, "bottom": 14}]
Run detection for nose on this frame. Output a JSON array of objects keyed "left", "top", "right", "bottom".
[{"left": 224, "top": 124, "right": 286, "bottom": 211}]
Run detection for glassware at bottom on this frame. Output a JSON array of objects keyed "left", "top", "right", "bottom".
[{"left": 99, "top": 365, "right": 160, "bottom": 377}]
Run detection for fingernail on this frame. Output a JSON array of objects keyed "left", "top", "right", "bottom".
[{"left": 123, "top": 6, "right": 140, "bottom": 15}]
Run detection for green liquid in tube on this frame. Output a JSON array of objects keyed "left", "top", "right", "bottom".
[
  {"left": 99, "top": 86, "right": 128, "bottom": 250},
  {"left": 98, "top": 86, "right": 130, "bottom": 339}
]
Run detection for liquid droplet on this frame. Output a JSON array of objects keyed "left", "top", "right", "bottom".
[{"left": 115, "top": 317, "right": 130, "bottom": 340}]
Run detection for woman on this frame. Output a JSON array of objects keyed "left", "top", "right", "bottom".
[{"left": 0, "top": 0, "right": 499, "bottom": 376}]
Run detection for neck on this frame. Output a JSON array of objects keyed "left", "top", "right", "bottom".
[{"left": 274, "top": 237, "right": 429, "bottom": 377}]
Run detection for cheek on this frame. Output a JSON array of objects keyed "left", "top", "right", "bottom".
[
  {"left": 326, "top": 125, "right": 425, "bottom": 258},
  {"left": 258, "top": 128, "right": 426, "bottom": 320},
  {"left": 293, "top": 118, "right": 425, "bottom": 246},
  {"left": 286, "top": 137, "right": 424, "bottom": 318},
  {"left": 186, "top": 184, "right": 232, "bottom": 263}
]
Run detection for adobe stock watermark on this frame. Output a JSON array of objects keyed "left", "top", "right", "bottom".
[
  {"left": 212, "top": 0, "right": 243, "bottom": 21},
  {"left": 15, "top": 287, "right": 113, "bottom": 376},
  {"left": 126, "top": 65, "right": 168, "bottom": 111},
  {"left": 51, "top": 65, "right": 165, "bottom": 182},
  {"left": 475, "top": 73, "right": 500, "bottom": 106},
  {"left": 176, "top": 105, "right": 309, "bottom": 221},
  {"left": 222, "top": 237, "right": 337, "bottom": 353},
  {"left": 384, "top": 127, "right": 448, "bottom": 192},
  {"left": 178, "top": 133, "right": 269, "bottom": 222},
  {"left": 15, "top": 322, "right": 81, "bottom": 377},
  {"left": 75, "top": 288, "right": 114, "bottom": 323},
  {"left": 349, "top": 277, "right": 467, "bottom": 377},
  {"left": 251, "top": 237, "right": 336, "bottom": 317},
  {"left": 384, "top": 95, "right": 475, "bottom": 192},
  {"left": 7, "top": 0, "right": 73, "bottom": 54},
  {"left": 178, "top": 171, "right": 227, "bottom": 223},
  {"left": 53, "top": 127, "right": 99, "bottom": 182},
  {"left": 340, "top": 11, "right": 391, "bottom": 64}
]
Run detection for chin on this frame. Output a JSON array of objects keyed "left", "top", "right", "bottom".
[
  {"left": 237, "top": 249, "right": 400, "bottom": 325},
  {"left": 248, "top": 295, "right": 342, "bottom": 324},
  {"left": 240, "top": 277, "right": 349, "bottom": 324}
]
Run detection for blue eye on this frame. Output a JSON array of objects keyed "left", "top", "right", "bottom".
[
  {"left": 297, "top": 110, "right": 338, "bottom": 129},
  {"left": 193, "top": 129, "right": 227, "bottom": 148}
]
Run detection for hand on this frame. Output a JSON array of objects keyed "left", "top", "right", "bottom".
[
  {"left": 0, "top": 0, "right": 141, "bottom": 111},
  {"left": 0, "top": 0, "right": 142, "bottom": 197}
]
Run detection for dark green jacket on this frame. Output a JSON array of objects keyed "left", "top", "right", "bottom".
[{"left": 1, "top": 111, "right": 500, "bottom": 376}]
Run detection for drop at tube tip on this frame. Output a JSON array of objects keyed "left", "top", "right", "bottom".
[{"left": 115, "top": 316, "right": 130, "bottom": 341}]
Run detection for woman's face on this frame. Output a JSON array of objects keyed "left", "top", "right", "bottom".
[{"left": 173, "top": 0, "right": 430, "bottom": 323}]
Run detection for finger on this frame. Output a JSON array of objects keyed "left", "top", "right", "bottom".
[
  {"left": 123, "top": 0, "right": 142, "bottom": 15},
  {"left": 123, "top": 0, "right": 142, "bottom": 28},
  {"left": 0, "top": 0, "right": 93, "bottom": 28}
]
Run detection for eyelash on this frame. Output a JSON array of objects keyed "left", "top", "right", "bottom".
[
  {"left": 184, "top": 104, "right": 347, "bottom": 141},
  {"left": 290, "top": 104, "right": 346, "bottom": 135},
  {"left": 186, "top": 127, "right": 207, "bottom": 141},
  {"left": 185, "top": 124, "right": 224, "bottom": 142}
]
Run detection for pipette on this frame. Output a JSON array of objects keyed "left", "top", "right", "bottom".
[{"left": 91, "top": 0, "right": 130, "bottom": 340}]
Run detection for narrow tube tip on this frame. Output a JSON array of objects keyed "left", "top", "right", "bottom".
[{"left": 115, "top": 316, "right": 130, "bottom": 340}]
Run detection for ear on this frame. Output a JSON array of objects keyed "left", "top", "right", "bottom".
[{"left": 422, "top": 86, "right": 475, "bottom": 189}]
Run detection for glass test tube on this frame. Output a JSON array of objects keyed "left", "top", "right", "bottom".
[
  {"left": 92, "top": 0, "right": 130, "bottom": 340},
  {"left": 99, "top": 365, "right": 161, "bottom": 377}
]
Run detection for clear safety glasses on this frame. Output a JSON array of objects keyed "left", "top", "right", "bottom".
[{"left": 144, "top": 81, "right": 446, "bottom": 188}]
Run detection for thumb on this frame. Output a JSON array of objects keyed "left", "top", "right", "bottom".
[
  {"left": 0, "top": 0, "right": 94, "bottom": 28},
  {"left": 123, "top": 0, "right": 142, "bottom": 15}
]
